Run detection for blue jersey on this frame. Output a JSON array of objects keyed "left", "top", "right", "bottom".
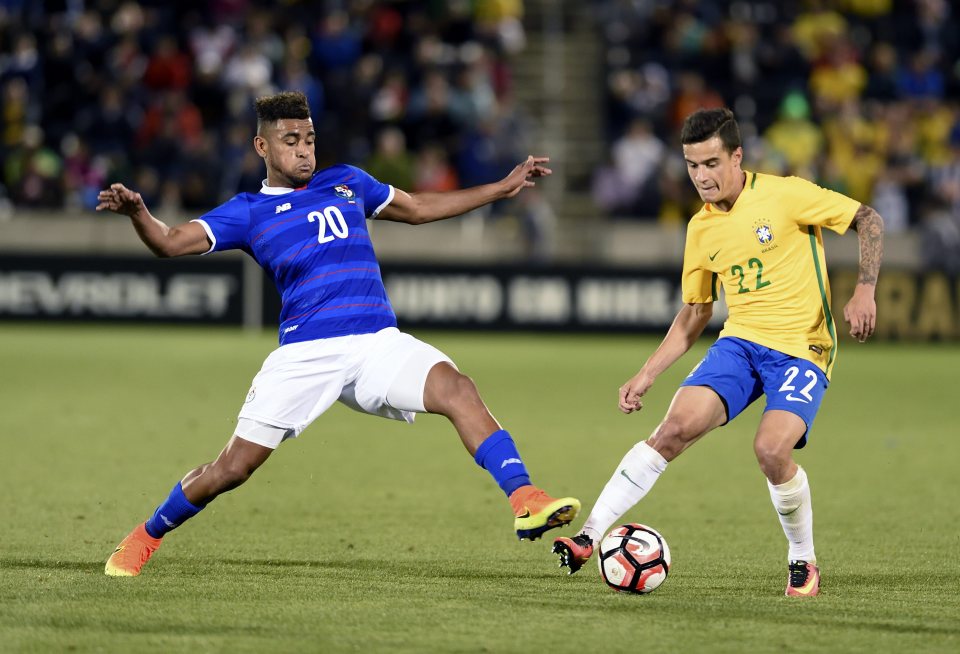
[{"left": 193, "top": 164, "right": 397, "bottom": 345}]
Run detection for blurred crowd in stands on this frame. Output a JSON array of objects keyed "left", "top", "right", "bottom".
[
  {"left": 591, "top": 0, "right": 960, "bottom": 271},
  {"left": 2, "top": 1, "right": 960, "bottom": 268},
  {"left": 0, "top": 0, "right": 558, "bottom": 257}
]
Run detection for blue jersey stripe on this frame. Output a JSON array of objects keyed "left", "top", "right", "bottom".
[
  {"left": 283, "top": 290, "right": 391, "bottom": 315},
  {"left": 285, "top": 301, "right": 394, "bottom": 323},
  {"left": 272, "top": 232, "right": 375, "bottom": 270},
  {"left": 292, "top": 268, "right": 385, "bottom": 293}
]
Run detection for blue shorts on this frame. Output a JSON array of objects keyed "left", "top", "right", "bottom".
[{"left": 680, "top": 337, "right": 829, "bottom": 448}]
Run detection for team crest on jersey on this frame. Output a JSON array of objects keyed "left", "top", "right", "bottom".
[
  {"left": 334, "top": 184, "right": 356, "bottom": 202},
  {"left": 754, "top": 224, "right": 773, "bottom": 244}
]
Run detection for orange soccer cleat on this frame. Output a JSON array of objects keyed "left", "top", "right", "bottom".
[
  {"left": 104, "top": 523, "right": 163, "bottom": 577},
  {"left": 509, "top": 485, "right": 580, "bottom": 541},
  {"left": 552, "top": 533, "right": 595, "bottom": 575},
  {"left": 785, "top": 560, "right": 820, "bottom": 597}
]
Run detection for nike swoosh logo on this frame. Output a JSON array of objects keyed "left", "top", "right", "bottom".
[
  {"left": 620, "top": 469, "right": 642, "bottom": 489},
  {"left": 795, "top": 571, "right": 818, "bottom": 594},
  {"left": 113, "top": 546, "right": 124, "bottom": 554},
  {"left": 516, "top": 510, "right": 531, "bottom": 519},
  {"left": 708, "top": 250, "right": 720, "bottom": 261},
  {"left": 785, "top": 394, "right": 810, "bottom": 403}
]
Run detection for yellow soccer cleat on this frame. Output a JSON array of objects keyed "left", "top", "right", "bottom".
[
  {"left": 104, "top": 523, "right": 162, "bottom": 577},
  {"left": 509, "top": 486, "right": 580, "bottom": 541}
]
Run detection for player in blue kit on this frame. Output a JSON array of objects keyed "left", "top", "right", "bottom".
[{"left": 97, "top": 91, "right": 579, "bottom": 576}]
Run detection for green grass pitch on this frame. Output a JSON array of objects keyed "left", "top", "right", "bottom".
[{"left": 1, "top": 324, "right": 958, "bottom": 652}]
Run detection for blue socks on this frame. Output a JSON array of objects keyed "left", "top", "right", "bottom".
[
  {"left": 141, "top": 434, "right": 528, "bottom": 538},
  {"left": 143, "top": 482, "right": 205, "bottom": 539},
  {"left": 474, "top": 429, "right": 531, "bottom": 497}
]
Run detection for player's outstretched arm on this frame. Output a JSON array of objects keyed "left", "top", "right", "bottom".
[
  {"left": 619, "top": 302, "right": 713, "bottom": 414},
  {"left": 96, "top": 183, "right": 211, "bottom": 258},
  {"left": 843, "top": 203, "right": 884, "bottom": 342},
  {"left": 376, "top": 155, "right": 551, "bottom": 225}
]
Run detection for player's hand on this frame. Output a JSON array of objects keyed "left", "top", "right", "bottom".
[
  {"left": 501, "top": 155, "right": 552, "bottom": 198},
  {"left": 843, "top": 283, "right": 877, "bottom": 342},
  {"left": 619, "top": 371, "right": 655, "bottom": 414},
  {"left": 96, "top": 183, "right": 146, "bottom": 218}
]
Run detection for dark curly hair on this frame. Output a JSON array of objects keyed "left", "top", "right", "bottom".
[
  {"left": 680, "top": 107, "right": 741, "bottom": 154},
  {"left": 254, "top": 91, "right": 311, "bottom": 133}
]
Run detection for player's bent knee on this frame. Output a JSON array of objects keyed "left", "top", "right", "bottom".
[
  {"left": 647, "top": 419, "right": 696, "bottom": 460},
  {"left": 431, "top": 370, "right": 482, "bottom": 413},
  {"left": 453, "top": 373, "right": 482, "bottom": 402},
  {"left": 753, "top": 439, "right": 793, "bottom": 476}
]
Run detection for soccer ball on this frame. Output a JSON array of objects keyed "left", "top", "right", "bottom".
[{"left": 598, "top": 523, "right": 671, "bottom": 594}]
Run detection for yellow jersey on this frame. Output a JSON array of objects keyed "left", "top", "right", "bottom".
[{"left": 682, "top": 172, "right": 860, "bottom": 379}]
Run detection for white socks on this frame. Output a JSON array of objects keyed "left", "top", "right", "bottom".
[
  {"left": 768, "top": 466, "right": 816, "bottom": 563},
  {"left": 579, "top": 441, "right": 816, "bottom": 563},
  {"left": 581, "top": 441, "right": 668, "bottom": 544}
]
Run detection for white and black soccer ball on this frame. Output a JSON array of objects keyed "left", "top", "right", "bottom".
[{"left": 598, "top": 523, "right": 671, "bottom": 594}]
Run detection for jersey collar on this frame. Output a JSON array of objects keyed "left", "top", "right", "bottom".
[{"left": 260, "top": 179, "right": 295, "bottom": 195}]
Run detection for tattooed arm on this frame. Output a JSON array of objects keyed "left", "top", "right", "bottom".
[{"left": 843, "top": 204, "right": 884, "bottom": 342}]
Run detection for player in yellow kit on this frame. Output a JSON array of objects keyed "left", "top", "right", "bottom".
[{"left": 554, "top": 107, "right": 884, "bottom": 596}]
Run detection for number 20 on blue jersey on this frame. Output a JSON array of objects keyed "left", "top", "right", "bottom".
[{"left": 307, "top": 207, "right": 349, "bottom": 243}]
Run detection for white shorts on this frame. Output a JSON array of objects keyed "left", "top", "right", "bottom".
[{"left": 235, "top": 327, "right": 453, "bottom": 449}]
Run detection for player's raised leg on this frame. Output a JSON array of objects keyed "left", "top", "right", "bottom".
[
  {"left": 554, "top": 386, "right": 725, "bottom": 573},
  {"left": 754, "top": 410, "right": 819, "bottom": 596},
  {"left": 105, "top": 433, "right": 273, "bottom": 576},
  {"left": 420, "top": 361, "right": 580, "bottom": 540}
]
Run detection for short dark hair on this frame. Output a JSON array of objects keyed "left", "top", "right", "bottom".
[
  {"left": 255, "top": 91, "right": 311, "bottom": 133},
  {"left": 680, "top": 108, "right": 741, "bottom": 154}
]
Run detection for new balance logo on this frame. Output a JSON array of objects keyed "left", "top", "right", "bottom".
[
  {"left": 276, "top": 202, "right": 292, "bottom": 214},
  {"left": 501, "top": 458, "right": 523, "bottom": 468}
]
